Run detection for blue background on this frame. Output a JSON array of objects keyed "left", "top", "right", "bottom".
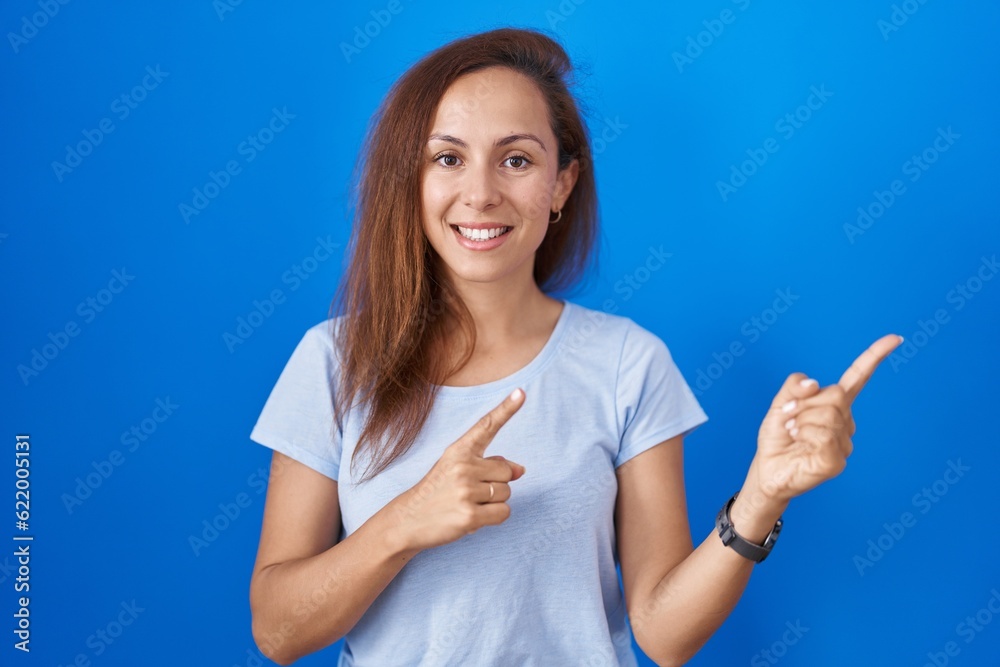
[{"left": 2, "top": 1, "right": 998, "bottom": 665}]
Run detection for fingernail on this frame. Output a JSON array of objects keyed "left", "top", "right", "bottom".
[
  {"left": 782, "top": 399, "right": 797, "bottom": 413},
  {"left": 784, "top": 417, "right": 796, "bottom": 430},
  {"left": 897, "top": 335, "right": 904, "bottom": 344},
  {"left": 510, "top": 388, "right": 523, "bottom": 401},
  {"left": 799, "top": 378, "right": 818, "bottom": 389}
]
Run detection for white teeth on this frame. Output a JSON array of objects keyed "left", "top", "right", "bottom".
[{"left": 456, "top": 226, "right": 509, "bottom": 241}]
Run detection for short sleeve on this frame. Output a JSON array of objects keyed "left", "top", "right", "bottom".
[
  {"left": 614, "top": 322, "right": 709, "bottom": 468},
  {"left": 249, "top": 320, "right": 343, "bottom": 481}
]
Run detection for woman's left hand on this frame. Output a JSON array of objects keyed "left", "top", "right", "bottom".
[{"left": 747, "top": 333, "right": 903, "bottom": 506}]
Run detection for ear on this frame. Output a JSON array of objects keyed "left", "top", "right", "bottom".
[{"left": 552, "top": 158, "right": 580, "bottom": 210}]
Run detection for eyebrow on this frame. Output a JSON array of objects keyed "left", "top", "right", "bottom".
[{"left": 426, "top": 133, "right": 548, "bottom": 152}]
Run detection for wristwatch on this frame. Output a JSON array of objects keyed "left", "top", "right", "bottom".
[{"left": 715, "top": 492, "right": 783, "bottom": 563}]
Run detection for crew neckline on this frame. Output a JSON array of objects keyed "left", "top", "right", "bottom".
[{"left": 432, "top": 299, "right": 573, "bottom": 399}]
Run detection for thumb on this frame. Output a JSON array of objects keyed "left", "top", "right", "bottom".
[{"left": 486, "top": 455, "right": 526, "bottom": 480}]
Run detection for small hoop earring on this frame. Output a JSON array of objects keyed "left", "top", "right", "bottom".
[{"left": 549, "top": 208, "right": 562, "bottom": 224}]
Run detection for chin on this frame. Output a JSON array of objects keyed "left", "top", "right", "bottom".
[
  {"left": 437, "top": 254, "right": 523, "bottom": 285},
  {"left": 446, "top": 264, "right": 509, "bottom": 284}
]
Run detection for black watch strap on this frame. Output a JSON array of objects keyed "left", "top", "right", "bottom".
[{"left": 715, "top": 492, "right": 783, "bottom": 563}]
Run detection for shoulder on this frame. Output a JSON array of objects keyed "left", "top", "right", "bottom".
[
  {"left": 276, "top": 317, "right": 347, "bottom": 377},
  {"left": 299, "top": 316, "right": 346, "bottom": 355},
  {"left": 561, "top": 300, "right": 669, "bottom": 359}
]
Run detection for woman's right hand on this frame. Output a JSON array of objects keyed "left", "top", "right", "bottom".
[{"left": 385, "top": 388, "right": 528, "bottom": 553}]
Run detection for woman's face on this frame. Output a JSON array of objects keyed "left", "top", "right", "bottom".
[{"left": 421, "top": 66, "right": 578, "bottom": 289}]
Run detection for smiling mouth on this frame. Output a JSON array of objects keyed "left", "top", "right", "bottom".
[{"left": 450, "top": 225, "right": 512, "bottom": 241}]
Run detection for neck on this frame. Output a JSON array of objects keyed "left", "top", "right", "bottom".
[{"left": 443, "top": 266, "right": 559, "bottom": 346}]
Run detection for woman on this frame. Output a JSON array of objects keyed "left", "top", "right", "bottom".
[{"left": 247, "top": 27, "right": 901, "bottom": 666}]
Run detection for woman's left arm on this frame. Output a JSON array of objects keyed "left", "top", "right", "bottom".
[{"left": 617, "top": 334, "right": 902, "bottom": 667}]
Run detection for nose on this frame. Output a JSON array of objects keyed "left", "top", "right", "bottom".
[{"left": 462, "top": 159, "right": 502, "bottom": 211}]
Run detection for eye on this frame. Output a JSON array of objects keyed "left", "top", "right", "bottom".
[
  {"left": 430, "top": 152, "right": 534, "bottom": 171},
  {"left": 432, "top": 152, "right": 461, "bottom": 167},
  {"left": 504, "top": 153, "right": 533, "bottom": 171}
]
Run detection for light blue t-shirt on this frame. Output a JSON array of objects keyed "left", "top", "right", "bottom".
[{"left": 249, "top": 299, "right": 709, "bottom": 666}]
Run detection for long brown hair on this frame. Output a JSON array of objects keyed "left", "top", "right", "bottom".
[{"left": 329, "top": 27, "right": 600, "bottom": 484}]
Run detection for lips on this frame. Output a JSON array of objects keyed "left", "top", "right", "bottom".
[
  {"left": 449, "top": 224, "right": 512, "bottom": 251},
  {"left": 451, "top": 225, "right": 512, "bottom": 241}
]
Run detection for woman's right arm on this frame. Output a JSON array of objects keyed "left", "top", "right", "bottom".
[
  {"left": 249, "top": 451, "right": 422, "bottom": 666},
  {"left": 250, "top": 389, "right": 528, "bottom": 664}
]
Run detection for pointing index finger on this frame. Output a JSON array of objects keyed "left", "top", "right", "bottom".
[
  {"left": 837, "top": 334, "right": 903, "bottom": 403},
  {"left": 461, "top": 388, "right": 525, "bottom": 458}
]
